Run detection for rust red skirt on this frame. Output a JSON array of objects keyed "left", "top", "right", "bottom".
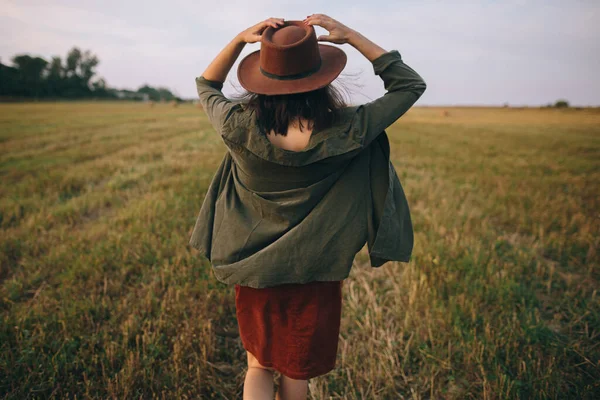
[{"left": 235, "top": 279, "right": 344, "bottom": 380}]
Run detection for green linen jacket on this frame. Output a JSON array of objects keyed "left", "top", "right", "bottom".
[{"left": 190, "top": 49, "right": 426, "bottom": 288}]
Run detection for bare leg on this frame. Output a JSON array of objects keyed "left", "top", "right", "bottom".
[
  {"left": 276, "top": 375, "right": 308, "bottom": 400},
  {"left": 243, "top": 351, "right": 275, "bottom": 400}
]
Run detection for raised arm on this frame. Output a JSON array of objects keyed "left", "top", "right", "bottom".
[
  {"left": 197, "top": 18, "right": 285, "bottom": 135},
  {"left": 304, "top": 14, "right": 426, "bottom": 146},
  {"left": 351, "top": 47, "right": 426, "bottom": 147}
]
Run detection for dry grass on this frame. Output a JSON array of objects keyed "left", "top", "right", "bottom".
[{"left": 0, "top": 103, "right": 599, "bottom": 399}]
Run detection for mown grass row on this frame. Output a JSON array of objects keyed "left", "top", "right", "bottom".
[{"left": 1, "top": 103, "right": 598, "bottom": 399}]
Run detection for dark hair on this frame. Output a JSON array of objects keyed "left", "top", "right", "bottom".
[{"left": 231, "top": 80, "right": 352, "bottom": 136}]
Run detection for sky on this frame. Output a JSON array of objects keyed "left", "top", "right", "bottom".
[{"left": 1, "top": 0, "right": 599, "bottom": 106}]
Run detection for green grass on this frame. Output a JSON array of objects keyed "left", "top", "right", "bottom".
[{"left": 0, "top": 102, "right": 599, "bottom": 399}]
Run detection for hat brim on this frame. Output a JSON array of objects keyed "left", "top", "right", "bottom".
[{"left": 237, "top": 44, "right": 347, "bottom": 95}]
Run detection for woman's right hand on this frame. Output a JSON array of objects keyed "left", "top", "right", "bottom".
[{"left": 303, "top": 14, "right": 355, "bottom": 45}]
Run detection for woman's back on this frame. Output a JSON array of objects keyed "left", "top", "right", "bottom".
[{"left": 266, "top": 118, "right": 313, "bottom": 152}]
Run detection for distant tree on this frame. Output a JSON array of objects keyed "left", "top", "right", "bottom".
[
  {"left": 0, "top": 47, "right": 178, "bottom": 101},
  {"left": 65, "top": 48, "right": 81, "bottom": 76},
  {"left": 79, "top": 50, "right": 99, "bottom": 86},
  {"left": 62, "top": 47, "right": 100, "bottom": 97},
  {"left": 91, "top": 78, "right": 112, "bottom": 98},
  {"left": 0, "top": 62, "right": 20, "bottom": 96},
  {"left": 137, "top": 85, "right": 177, "bottom": 102},
  {"left": 137, "top": 85, "right": 161, "bottom": 101},
  {"left": 11, "top": 55, "right": 48, "bottom": 97},
  {"left": 554, "top": 99, "right": 569, "bottom": 108},
  {"left": 92, "top": 78, "right": 106, "bottom": 91},
  {"left": 46, "top": 56, "right": 64, "bottom": 97},
  {"left": 12, "top": 55, "right": 48, "bottom": 79},
  {"left": 157, "top": 87, "right": 176, "bottom": 101},
  {"left": 47, "top": 56, "right": 63, "bottom": 79}
]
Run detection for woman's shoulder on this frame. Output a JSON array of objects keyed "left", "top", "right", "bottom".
[{"left": 333, "top": 105, "right": 361, "bottom": 126}]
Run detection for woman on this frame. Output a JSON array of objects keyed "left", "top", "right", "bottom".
[{"left": 191, "top": 13, "right": 426, "bottom": 399}]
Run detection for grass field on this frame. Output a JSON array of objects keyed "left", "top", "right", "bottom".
[{"left": 0, "top": 102, "right": 599, "bottom": 399}]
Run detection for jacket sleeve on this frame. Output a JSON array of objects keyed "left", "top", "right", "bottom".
[
  {"left": 196, "top": 76, "right": 243, "bottom": 135},
  {"left": 351, "top": 50, "right": 427, "bottom": 147}
]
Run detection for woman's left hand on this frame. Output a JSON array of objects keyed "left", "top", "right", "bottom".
[{"left": 238, "top": 18, "right": 285, "bottom": 44}]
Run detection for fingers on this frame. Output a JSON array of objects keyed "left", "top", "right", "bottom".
[
  {"left": 265, "top": 17, "right": 285, "bottom": 29},
  {"left": 304, "top": 19, "right": 323, "bottom": 28},
  {"left": 306, "top": 13, "right": 329, "bottom": 20},
  {"left": 303, "top": 14, "right": 331, "bottom": 29},
  {"left": 303, "top": 15, "right": 321, "bottom": 25}
]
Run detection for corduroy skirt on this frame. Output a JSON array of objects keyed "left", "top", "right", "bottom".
[{"left": 234, "top": 279, "right": 344, "bottom": 380}]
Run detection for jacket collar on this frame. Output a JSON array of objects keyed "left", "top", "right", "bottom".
[{"left": 222, "top": 106, "right": 364, "bottom": 167}]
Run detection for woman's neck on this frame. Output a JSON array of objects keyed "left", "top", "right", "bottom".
[
  {"left": 266, "top": 119, "right": 314, "bottom": 151},
  {"left": 290, "top": 118, "right": 314, "bottom": 132}
]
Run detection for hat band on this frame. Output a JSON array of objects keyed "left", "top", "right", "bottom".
[{"left": 259, "top": 59, "right": 322, "bottom": 81}]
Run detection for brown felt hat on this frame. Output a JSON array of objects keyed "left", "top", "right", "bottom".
[{"left": 237, "top": 20, "right": 347, "bottom": 95}]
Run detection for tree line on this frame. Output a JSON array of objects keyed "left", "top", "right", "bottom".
[{"left": 0, "top": 47, "right": 181, "bottom": 102}]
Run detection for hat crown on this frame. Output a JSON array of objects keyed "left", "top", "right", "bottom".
[
  {"left": 259, "top": 21, "right": 321, "bottom": 78},
  {"left": 271, "top": 26, "right": 306, "bottom": 46}
]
